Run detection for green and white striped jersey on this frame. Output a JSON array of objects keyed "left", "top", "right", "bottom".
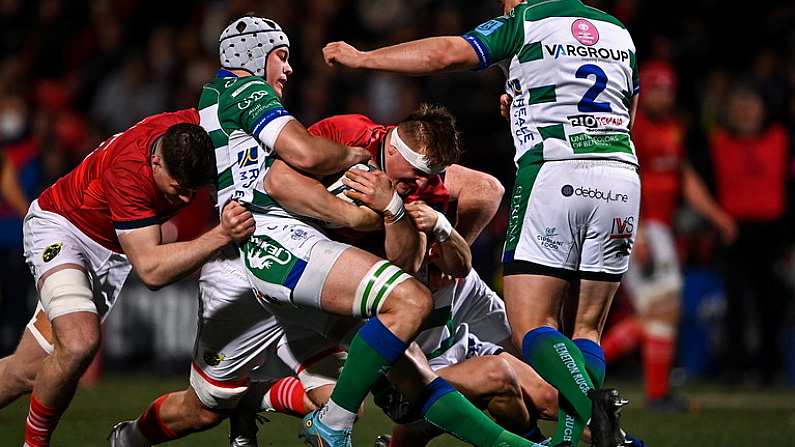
[
  {"left": 198, "top": 70, "right": 296, "bottom": 218},
  {"left": 464, "top": 0, "right": 639, "bottom": 166}
]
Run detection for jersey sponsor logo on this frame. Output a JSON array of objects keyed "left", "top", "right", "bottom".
[
  {"left": 571, "top": 19, "right": 599, "bottom": 46},
  {"left": 610, "top": 216, "right": 635, "bottom": 239},
  {"left": 203, "top": 351, "right": 225, "bottom": 366},
  {"left": 567, "top": 114, "right": 626, "bottom": 129},
  {"left": 42, "top": 242, "right": 63, "bottom": 263},
  {"left": 563, "top": 185, "right": 629, "bottom": 203},
  {"left": 537, "top": 227, "right": 568, "bottom": 251},
  {"left": 475, "top": 19, "right": 505, "bottom": 36},
  {"left": 237, "top": 90, "right": 269, "bottom": 110},
  {"left": 246, "top": 235, "right": 293, "bottom": 270},
  {"left": 543, "top": 44, "right": 629, "bottom": 62},
  {"left": 237, "top": 146, "right": 259, "bottom": 167}
]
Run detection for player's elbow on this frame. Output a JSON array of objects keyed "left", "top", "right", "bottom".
[
  {"left": 135, "top": 266, "right": 168, "bottom": 291},
  {"left": 479, "top": 174, "right": 505, "bottom": 203}
]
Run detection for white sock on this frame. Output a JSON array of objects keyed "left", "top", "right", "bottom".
[{"left": 317, "top": 399, "right": 356, "bottom": 431}]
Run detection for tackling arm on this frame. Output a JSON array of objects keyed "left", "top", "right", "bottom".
[
  {"left": 118, "top": 202, "right": 253, "bottom": 289},
  {"left": 272, "top": 120, "right": 371, "bottom": 176},
  {"left": 264, "top": 160, "right": 381, "bottom": 231}
]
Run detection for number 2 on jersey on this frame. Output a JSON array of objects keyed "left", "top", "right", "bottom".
[{"left": 576, "top": 64, "right": 612, "bottom": 113}]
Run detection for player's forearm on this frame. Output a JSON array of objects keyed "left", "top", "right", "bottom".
[
  {"left": 682, "top": 165, "right": 728, "bottom": 224},
  {"left": 288, "top": 136, "right": 362, "bottom": 176},
  {"left": 135, "top": 226, "right": 229, "bottom": 289},
  {"left": 384, "top": 219, "right": 425, "bottom": 273},
  {"left": 444, "top": 165, "right": 504, "bottom": 244},
  {"left": 359, "top": 37, "right": 476, "bottom": 74},
  {"left": 431, "top": 230, "right": 472, "bottom": 278},
  {"left": 265, "top": 164, "right": 378, "bottom": 230}
]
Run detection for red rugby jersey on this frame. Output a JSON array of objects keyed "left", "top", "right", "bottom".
[
  {"left": 37, "top": 109, "right": 200, "bottom": 252},
  {"left": 633, "top": 110, "right": 686, "bottom": 225},
  {"left": 308, "top": 114, "right": 450, "bottom": 210}
]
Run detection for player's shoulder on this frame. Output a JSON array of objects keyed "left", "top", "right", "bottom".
[
  {"left": 519, "top": 0, "right": 626, "bottom": 29},
  {"left": 309, "top": 114, "right": 380, "bottom": 136}
]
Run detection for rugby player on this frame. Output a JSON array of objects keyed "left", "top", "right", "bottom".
[
  {"left": 111, "top": 16, "right": 539, "bottom": 447},
  {"left": 323, "top": 1, "right": 640, "bottom": 445},
  {"left": 0, "top": 110, "right": 256, "bottom": 447}
]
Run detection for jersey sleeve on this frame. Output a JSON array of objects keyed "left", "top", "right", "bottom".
[
  {"left": 103, "top": 161, "right": 160, "bottom": 231},
  {"left": 462, "top": 5, "right": 526, "bottom": 70},
  {"left": 219, "top": 78, "right": 295, "bottom": 149}
]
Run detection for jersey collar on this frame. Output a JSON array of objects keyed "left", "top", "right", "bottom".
[{"left": 216, "top": 69, "right": 238, "bottom": 78}]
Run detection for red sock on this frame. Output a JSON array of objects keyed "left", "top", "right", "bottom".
[
  {"left": 265, "top": 377, "right": 307, "bottom": 417},
  {"left": 24, "top": 394, "right": 61, "bottom": 447},
  {"left": 137, "top": 394, "right": 178, "bottom": 444},
  {"left": 601, "top": 317, "right": 642, "bottom": 362},
  {"left": 642, "top": 323, "right": 675, "bottom": 400}
]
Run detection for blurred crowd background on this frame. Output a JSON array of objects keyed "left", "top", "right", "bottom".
[{"left": 1, "top": 0, "right": 795, "bottom": 390}]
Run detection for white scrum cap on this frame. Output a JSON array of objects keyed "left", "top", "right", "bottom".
[{"left": 219, "top": 16, "right": 289, "bottom": 76}]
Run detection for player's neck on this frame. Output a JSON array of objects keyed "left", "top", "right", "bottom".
[{"left": 229, "top": 69, "right": 253, "bottom": 77}]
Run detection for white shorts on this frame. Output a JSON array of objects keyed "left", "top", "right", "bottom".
[
  {"left": 23, "top": 200, "right": 132, "bottom": 352},
  {"left": 622, "top": 221, "right": 682, "bottom": 313},
  {"left": 452, "top": 270, "right": 511, "bottom": 345},
  {"left": 503, "top": 159, "right": 640, "bottom": 278},
  {"left": 428, "top": 323, "right": 503, "bottom": 371},
  {"left": 190, "top": 248, "right": 344, "bottom": 410},
  {"left": 240, "top": 216, "right": 349, "bottom": 309}
]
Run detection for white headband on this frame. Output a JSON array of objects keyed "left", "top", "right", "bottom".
[{"left": 390, "top": 128, "right": 442, "bottom": 174}]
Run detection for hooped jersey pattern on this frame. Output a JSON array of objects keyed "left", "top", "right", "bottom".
[
  {"left": 198, "top": 70, "right": 296, "bottom": 218},
  {"left": 464, "top": 0, "right": 639, "bottom": 167}
]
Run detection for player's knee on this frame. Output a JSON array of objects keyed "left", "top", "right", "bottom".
[
  {"left": 536, "top": 381, "right": 559, "bottom": 417},
  {"left": 55, "top": 327, "right": 100, "bottom": 372},
  {"left": 381, "top": 279, "right": 432, "bottom": 322},
  {"left": 484, "top": 357, "right": 521, "bottom": 398},
  {"left": 3, "top": 359, "right": 36, "bottom": 392}
]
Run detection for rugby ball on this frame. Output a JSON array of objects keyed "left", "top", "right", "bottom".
[{"left": 325, "top": 163, "right": 376, "bottom": 204}]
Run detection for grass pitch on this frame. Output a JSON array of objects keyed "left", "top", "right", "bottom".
[{"left": 1, "top": 374, "right": 794, "bottom": 446}]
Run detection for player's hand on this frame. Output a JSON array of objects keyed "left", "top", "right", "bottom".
[
  {"left": 715, "top": 213, "right": 738, "bottom": 244},
  {"left": 499, "top": 94, "right": 512, "bottom": 120},
  {"left": 220, "top": 201, "right": 255, "bottom": 242},
  {"left": 405, "top": 201, "right": 438, "bottom": 232},
  {"left": 349, "top": 146, "right": 371, "bottom": 165},
  {"left": 323, "top": 41, "right": 366, "bottom": 68},
  {"left": 342, "top": 169, "right": 395, "bottom": 212}
]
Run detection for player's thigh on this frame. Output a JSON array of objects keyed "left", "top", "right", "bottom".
[{"left": 320, "top": 245, "right": 424, "bottom": 320}]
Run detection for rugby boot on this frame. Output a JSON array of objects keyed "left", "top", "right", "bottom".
[
  {"left": 230, "top": 410, "right": 269, "bottom": 447},
  {"left": 621, "top": 431, "right": 645, "bottom": 447},
  {"left": 299, "top": 409, "right": 352, "bottom": 447},
  {"left": 588, "top": 388, "right": 629, "bottom": 447},
  {"left": 374, "top": 434, "right": 392, "bottom": 447},
  {"left": 108, "top": 421, "right": 135, "bottom": 447}
]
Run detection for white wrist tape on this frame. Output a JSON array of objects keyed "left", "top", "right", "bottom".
[
  {"left": 433, "top": 211, "right": 453, "bottom": 242},
  {"left": 383, "top": 191, "right": 405, "bottom": 223}
]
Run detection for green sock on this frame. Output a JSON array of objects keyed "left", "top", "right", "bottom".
[
  {"left": 423, "top": 389, "right": 538, "bottom": 447},
  {"left": 522, "top": 327, "right": 594, "bottom": 446},
  {"left": 329, "top": 318, "right": 407, "bottom": 413}
]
